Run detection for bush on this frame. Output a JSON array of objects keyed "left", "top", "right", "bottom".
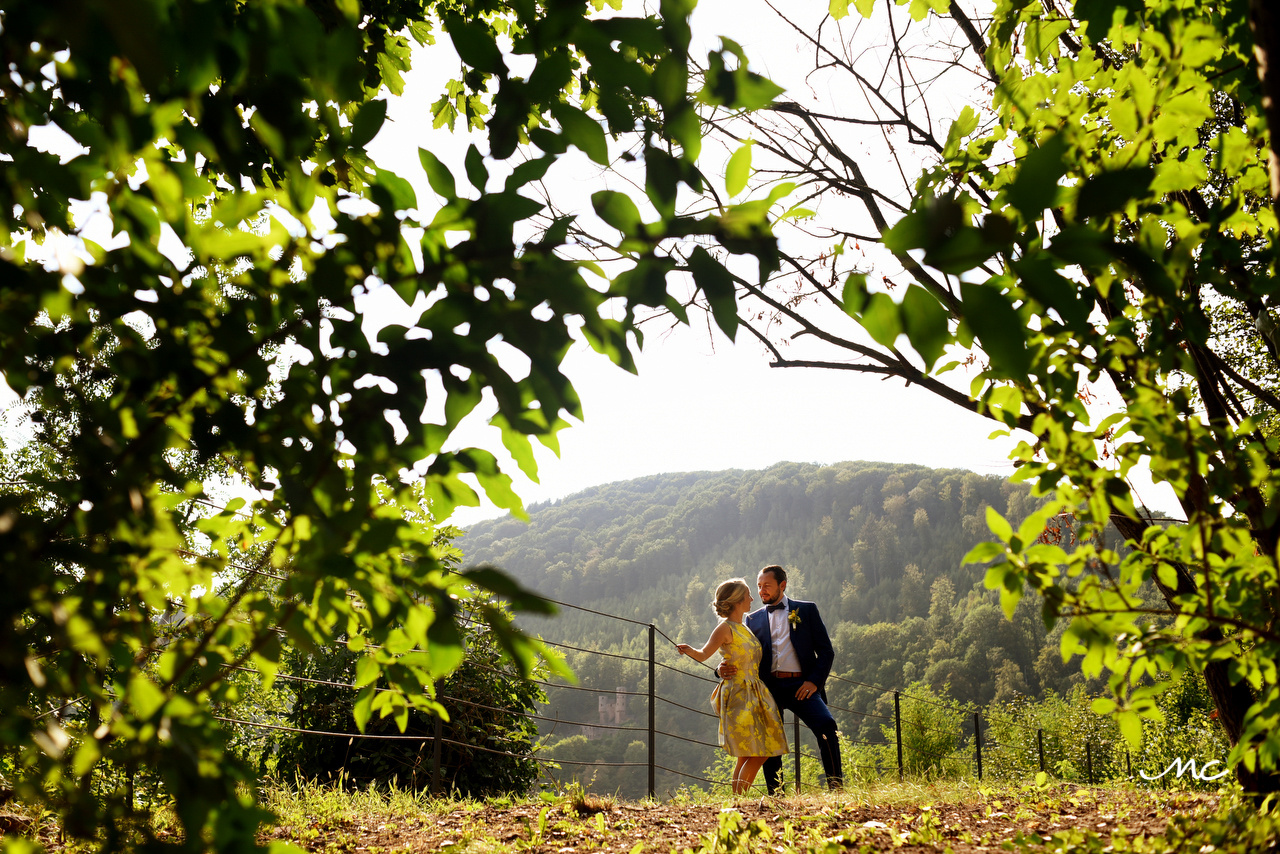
[
  {"left": 1133, "top": 670, "right": 1230, "bottom": 791},
  {"left": 983, "top": 686, "right": 1121, "bottom": 782},
  {"left": 879, "top": 682, "right": 971, "bottom": 779},
  {"left": 273, "top": 607, "right": 545, "bottom": 797}
]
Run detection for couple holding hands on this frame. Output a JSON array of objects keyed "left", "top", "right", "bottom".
[{"left": 677, "top": 565, "right": 844, "bottom": 795}]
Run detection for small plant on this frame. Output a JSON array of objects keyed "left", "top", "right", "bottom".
[
  {"left": 906, "top": 806, "right": 942, "bottom": 845},
  {"left": 564, "top": 779, "right": 614, "bottom": 815},
  {"left": 516, "top": 805, "right": 552, "bottom": 849},
  {"left": 696, "top": 810, "right": 772, "bottom": 854}
]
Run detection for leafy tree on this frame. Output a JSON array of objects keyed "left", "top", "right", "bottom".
[
  {"left": 275, "top": 600, "right": 546, "bottom": 797},
  {"left": 622, "top": 0, "right": 1280, "bottom": 793},
  {"left": 0, "top": 0, "right": 778, "bottom": 849},
  {"left": 877, "top": 682, "right": 969, "bottom": 779}
]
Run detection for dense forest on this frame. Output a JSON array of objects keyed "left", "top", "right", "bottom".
[{"left": 459, "top": 461, "right": 1144, "bottom": 794}]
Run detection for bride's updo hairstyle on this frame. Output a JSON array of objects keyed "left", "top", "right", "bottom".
[{"left": 712, "top": 578, "right": 750, "bottom": 618}]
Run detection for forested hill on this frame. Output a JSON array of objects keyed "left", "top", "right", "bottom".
[
  {"left": 465, "top": 460, "right": 1034, "bottom": 613},
  {"left": 460, "top": 461, "right": 1091, "bottom": 708},
  {"left": 458, "top": 461, "right": 1121, "bottom": 794}
]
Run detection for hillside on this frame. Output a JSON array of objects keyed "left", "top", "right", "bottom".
[{"left": 458, "top": 461, "right": 1105, "bottom": 795}]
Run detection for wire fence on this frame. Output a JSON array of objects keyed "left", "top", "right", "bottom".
[{"left": 215, "top": 583, "right": 1150, "bottom": 799}]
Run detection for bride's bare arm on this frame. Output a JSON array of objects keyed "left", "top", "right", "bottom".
[{"left": 676, "top": 622, "right": 731, "bottom": 663}]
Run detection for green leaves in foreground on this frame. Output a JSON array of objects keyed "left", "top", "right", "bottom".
[
  {"left": 840, "top": 275, "right": 951, "bottom": 372},
  {"left": 817, "top": 0, "right": 1280, "bottom": 787},
  {"left": 0, "top": 0, "right": 785, "bottom": 849}
]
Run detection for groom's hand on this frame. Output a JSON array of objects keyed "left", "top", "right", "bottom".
[
  {"left": 796, "top": 681, "right": 818, "bottom": 701},
  {"left": 717, "top": 662, "right": 738, "bottom": 678}
]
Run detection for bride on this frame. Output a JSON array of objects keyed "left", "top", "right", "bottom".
[{"left": 677, "top": 578, "right": 787, "bottom": 794}]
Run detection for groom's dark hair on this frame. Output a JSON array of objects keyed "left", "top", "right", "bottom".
[{"left": 761, "top": 565, "right": 787, "bottom": 585}]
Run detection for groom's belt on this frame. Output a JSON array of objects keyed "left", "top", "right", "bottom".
[{"left": 771, "top": 670, "right": 804, "bottom": 678}]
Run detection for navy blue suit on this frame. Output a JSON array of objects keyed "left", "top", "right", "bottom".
[{"left": 744, "top": 598, "right": 843, "bottom": 791}]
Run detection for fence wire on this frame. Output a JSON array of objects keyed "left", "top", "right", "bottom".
[{"left": 222, "top": 587, "right": 1088, "bottom": 794}]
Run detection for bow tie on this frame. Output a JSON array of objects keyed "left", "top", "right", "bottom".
[{"left": 766, "top": 602, "right": 786, "bottom": 612}]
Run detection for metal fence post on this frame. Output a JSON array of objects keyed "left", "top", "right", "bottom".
[
  {"left": 894, "top": 691, "right": 903, "bottom": 782},
  {"left": 793, "top": 713, "right": 801, "bottom": 794},
  {"left": 648, "top": 623, "right": 655, "bottom": 799},
  {"left": 431, "top": 714, "right": 442, "bottom": 796},
  {"left": 1085, "top": 741, "right": 1093, "bottom": 785},
  {"left": 1037, "top": 728, "right": 1045, "bottom": 774},
  {"left": 974, "top": 711, "right": 982, "bottom": 782}
]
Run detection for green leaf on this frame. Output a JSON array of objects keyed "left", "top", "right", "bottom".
[
  {"left": 348, "top": 99, "right": 389, "bottom": 151},
  {"left": 965, "top": 541, "right": 1006, "bottom": 563},
  {"left": 591, "top": 190, "right": 643, "bottom": 236},
  {"left": 986, "top": 505, "right": 1013, "bottom": 542},
  {"left": 1075, "top": 167, "right": 1154, "bottom": 219},
  {"left": 943, "top": 106, "right": 978, "bottom": 159},
  {"left": 354, "top": 655, "right": 380, "bottom": 689},
  {"left": 443, "top": 12, "right": 505, "bottom": 75},
  {"left": 829, "top": 0, "right": 851, "bottom": 20},
  {"left": 854, "top": 0, "right": 875, "bottom": 15},
  {"left": 551, "top": 104, "right": 609, "bottom": 165},
  {"left": 688, "top": 246, "right": 739, "bottom": 339},
  {"left": 651, "top": 55, "right": 688, "bottom": 109},
  {"left": 726, "top": 141, "right": 753, "bottom": 198},
  {"left": 269, "top": 842, "right": 311, "bottom": 854},
  {"left": 1005, "top": 134, "right": 1068, "bottom": 222},
  {"left": 1010, "top": 255, "right": 1090, "bottom": 330},
  {"left": 841, "top": 273, "right": 869, "bottom": 315},
  {"left": 959, "top": 280, "right": 1031, "bottom": 380},
  {"left": 901, "top": 285, "right": 950, "bottom": 370},
  {"left": 464, "top": 144, "right": 489, "bottom": 192},
  {"left": 374, "top": 167, "right": 418, "bottom": 212},
  {"left": 505, "top": 156, "right": 556, "bottom": 191},
  {"left": 353, "top": 687, "right": 375, "bottom": 732},
  {"left": 699, "top": 40, "right": 785, "bottom": 111},
  {"left": 462, "top": 567, "right": 557, "bottom": 614},
  {"left": 71, "top": 738, "right": 101, "bottom": 777},
  {"left": 1117, "top": 710, "right": 1142, "bottom": 748},
  {"left": 986, "top": 384, "right": 1023, "bottom": 427},
  {"left": 860, "top": 292, "right": 902, "bottom": 348},
  {"left": 418, "top": 149, "right": 457, "bottom": 201}
]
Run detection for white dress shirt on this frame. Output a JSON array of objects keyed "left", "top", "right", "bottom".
[{"left": 768, "top": 596, "right": 803, "bottom": 674}]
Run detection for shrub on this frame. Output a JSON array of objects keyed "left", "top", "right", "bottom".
[{"left": 274, "top": 606, "right": 545, "bottom": 797}]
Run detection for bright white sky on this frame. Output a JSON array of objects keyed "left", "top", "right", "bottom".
[{"left": 9, "top": 0, "right": 1180, "bottom": 525}]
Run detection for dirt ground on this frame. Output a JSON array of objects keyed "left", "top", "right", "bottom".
[{"left": 257, "top": 785, "right": 1218, "bottom": 854}]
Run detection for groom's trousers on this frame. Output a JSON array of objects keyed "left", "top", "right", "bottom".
[{"left": 762, "top": 675, "right": 843, "bottom": 793}]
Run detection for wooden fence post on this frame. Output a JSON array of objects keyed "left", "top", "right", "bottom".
[
  {"left": 648, "top": 624, "right": 655, "bottom": 799},
  {"left": 974, "top": 711, "right": 982, "bottom": 782},
  {"left": 894, "top": 692, "right": 903, "bottom": 783},
  {"left": 431, "top": 715, "right": 442, "bottom": 796}
]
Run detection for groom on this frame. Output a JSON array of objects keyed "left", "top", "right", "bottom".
[{"left": 718, "top": 565, "right": 843, "bottom": 792}]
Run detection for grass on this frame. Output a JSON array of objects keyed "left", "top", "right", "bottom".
[{"left": 20, "top": 774, "right": 1280, "bottom": 853}]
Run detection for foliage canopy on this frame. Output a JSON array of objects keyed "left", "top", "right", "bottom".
[{"left": 0, "top": 0, "right": 779, "bottom": 848}]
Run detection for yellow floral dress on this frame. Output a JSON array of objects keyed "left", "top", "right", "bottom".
[{"left": 709, "top": 621, "right": 788, "bottom": 757}]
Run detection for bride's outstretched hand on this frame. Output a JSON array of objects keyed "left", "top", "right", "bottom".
[{"left": 676, "top": 644, "right": 692, "bottom": 657}]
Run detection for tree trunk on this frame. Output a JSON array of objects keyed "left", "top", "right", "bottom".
[{"left": 1249, "top": 0, "right": 1280, "bottom": 205}]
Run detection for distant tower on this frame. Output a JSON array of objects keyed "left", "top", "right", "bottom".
[{"left": 585, "top": 687, "right": 628, "bottom": 739}]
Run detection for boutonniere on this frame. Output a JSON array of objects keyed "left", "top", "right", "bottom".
[{"left": 788, "top": 608, "right": 801, "bottom": 629}]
